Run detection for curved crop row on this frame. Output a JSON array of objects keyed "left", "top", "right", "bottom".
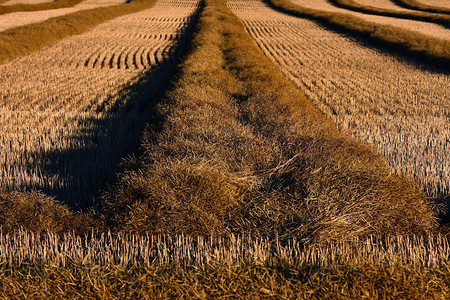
[
  {"left": 0, "top": 0, "right": 84, "bottom": 15},
  {"left": 329, "top": 0, "right": 450, "bottom": 28},
  {"left": 354, "top": 0, "right": 418, "bottom": 12},
  {"left": 0, "top": 0, "right": 127, "bottom": 32},
  {"left": 0, "top": 0, "right": 201, "bottom": 208},
  {"left": 395, "top": 0, "right": 450, "bottom": 14},
  {"left": 2, "top": 0, "right": 54, "bottom": 5},
  {"left": 0, "top": 0, "right": 168, "bottom": 64},
  {"left": 291, "top": 0, "right": 449, "bottom": 39},
  {"left": 417, "top": 0, "right": 450, "bottom": 10},
  {"left": 230, "top": 0, "right": 449, "bottom": 203},
  {"left": 265, "top": 0, "right": 450, "bottom": 68}
]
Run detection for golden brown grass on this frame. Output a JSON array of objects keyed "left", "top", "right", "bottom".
[
  {"left": 0, "top": 0, "right": 161, "bottom": 64},
  {"left": 354, "top": 0, "right": 419, "bottom": 11},
  {"left": 229, "top": 0, "right": 449, "bottom": 210},
  {"left": 0, "top": 231, "right": 449, "bottom": 298},
  {"left": 102, "top": 0, "right": 437, "bottom": 242},
  {"left": 0, "top": 0, "right": 128, "bottom": 32},
  {"left": 0, "top": 0, "right": 200, "bottom": 207},
  {"left": 0, "top": 0, "right": 447, "bottom": 297},
  {"left": 0, "top": 192, "right": 93, "bottom": 235},
  {"left": 2, "top": 0, "right": 54, "bottom": 5},
  {"left": 289, "top": 0, "right": 450, "bottom": 40},
  {"left": 266, "top": 0, "right": 450, "bottom": 67},
  {"left": 330, "top": 0, "right": 450, "bottom": 28},
  {"left": 0, "top": 0, "right": 83, "bottom": 14},
  {"left": 395, "top": 0, "right": 450, "bottom": 14},
  {"left": 416, "top": 0, "right": 450, "bottom": 10}
]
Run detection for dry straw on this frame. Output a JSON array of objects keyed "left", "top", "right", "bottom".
[
  {"left": 0, "top": 0, "right": 158, "bottom": 64},
  {"left": 266, "top": 0, "right": 450, "bottom": 67},
  {"left": 103, "top": 0, "right": 437, "bottom": 242},
  {"left": 0, "top": 0, "right": 84, "bottom": 15},
  {"left": 0, "top": 0, "right": 448, "bottom": 297},
  {"left": 229, "top": 0, "right": 449, "bottom": 205},
  {"left": 0, "top": 0, "right": 201, "bottom": 207},
  {"left": 330, "top": 0, "right": 450, "bottom": 28},
  {"left": 395, "top": 0, "right": 450, "bottom": 14}
]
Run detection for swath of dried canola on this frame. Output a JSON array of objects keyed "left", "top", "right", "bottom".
[
  {"left": 0, "top": 0, "right": 126, "bottom": 32},
  {"left": 289, "top": 0, "right": 450, "bottom": 40},
  {"left": 2, "top": 0, "right": 53, "bottom": 5},
  {"left": 333, "top": 0, "right": 450, "bottom": 27},
  {"left": 229, "top": 0, "right": 449, "bottom": 201},
  {"left": 354, "top": 0, "right": 418, "bottom": 12},
  {"left": 0, "top": 0, "right": 84, "bottom": 15},
  {"left": 414, "top": 0, "right": 450, "bottom": 10},
  {"left": 0, "top": 0, "right": 200, "bottom": 208}
]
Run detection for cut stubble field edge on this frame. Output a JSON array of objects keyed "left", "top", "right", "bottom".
[
  {"left": 0, "top": 0, "right": 438, "bottom": 241},
  {"left": 394, "top": 0, "right": 450, "bottom": 14},
  {"left": 100, "top": 0, "right": 437, "bottom": 242},
  {"left": 0, "top": 0, "right": 448, "bottom": 297},
  {"left": 0, "top": 0, "right": 84, "bottom": 15},
  {"left": 265, "top": 0, "right": 450, "bottom": 70},
  {"left": 0, "top": 0, "right": 157, "bottom": 64},
  {"left": 330, "top": 0, "right": 450, "bottom": 28}
]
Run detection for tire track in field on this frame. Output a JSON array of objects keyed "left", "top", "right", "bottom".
[
  {"left": 0, "top": 0, "right": 126, "bottom": 32},
  {"left": 229, "top": 0, "right": 449, "bottom": 201},
  {"left": 288, "top": 0, "right": 450, "bottom": 40},
  {"left": 0, "top": 0, "right": 201, "bottom": 208}
]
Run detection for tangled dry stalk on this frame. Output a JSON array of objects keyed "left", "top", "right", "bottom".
[
  {"left": 102, "top": 0, "right": 436, "bottom": 242},
  {"left": 0, "top": 230, "right": 449, "bottom": 298},
  {"left": 0, "top": 0, "right": 201, "bottom": 208}
]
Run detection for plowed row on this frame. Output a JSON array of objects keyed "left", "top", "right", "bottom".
[
  {"left": 229, "top": 0, "right": 449, "bottom": 200},
  {"left": 290, "top": 0, "right": 449, "bottom": 40},
  {"left": 0, "top": 0, "right": 200, "bottom": 207},
  {"left": 0, "top": 0, "right": 126, "bottom": 32}
]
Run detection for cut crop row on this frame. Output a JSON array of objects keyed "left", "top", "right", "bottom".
[{"left": 0, "top": 0, "right": 201, "bottom": 208}]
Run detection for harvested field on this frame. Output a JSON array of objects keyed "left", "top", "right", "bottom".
[
  {"left": 0, "top": 0, "right": 84, "bottom": 15},
  {"left": 354, "top": 0, "right": 418, "bottom": 12},
  {"left": 335, "top": 0, "right": 450, "bottom": 29},
  {"left": 0, "top": 0, "right": 126, "bottom": 32},
  {"left": 0, "top": 0, "right": 447, "bottom": 297},
  {"left": 418, "top": 0, "right": 450, "bottom": 9},
  {"left": 0, "top": 0, "right": 200, "bottom": 208},
  {"left": 0, "top": 230, "right": 449, "bottom": 298},
  {"left": 399, "top": 0, "right": 450, "bottom": 13},
  {"left": 229, "top": 0, "right": 449, "bottom": 201},
  {"left": 102, "top": 0, "right": 435, "bottom": 242},
  {"left": 288, "top": 0, "right": 450, "bottom": 40},
  {"left": 2, "top": 0, "right": 54, "bottom": 5}
]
